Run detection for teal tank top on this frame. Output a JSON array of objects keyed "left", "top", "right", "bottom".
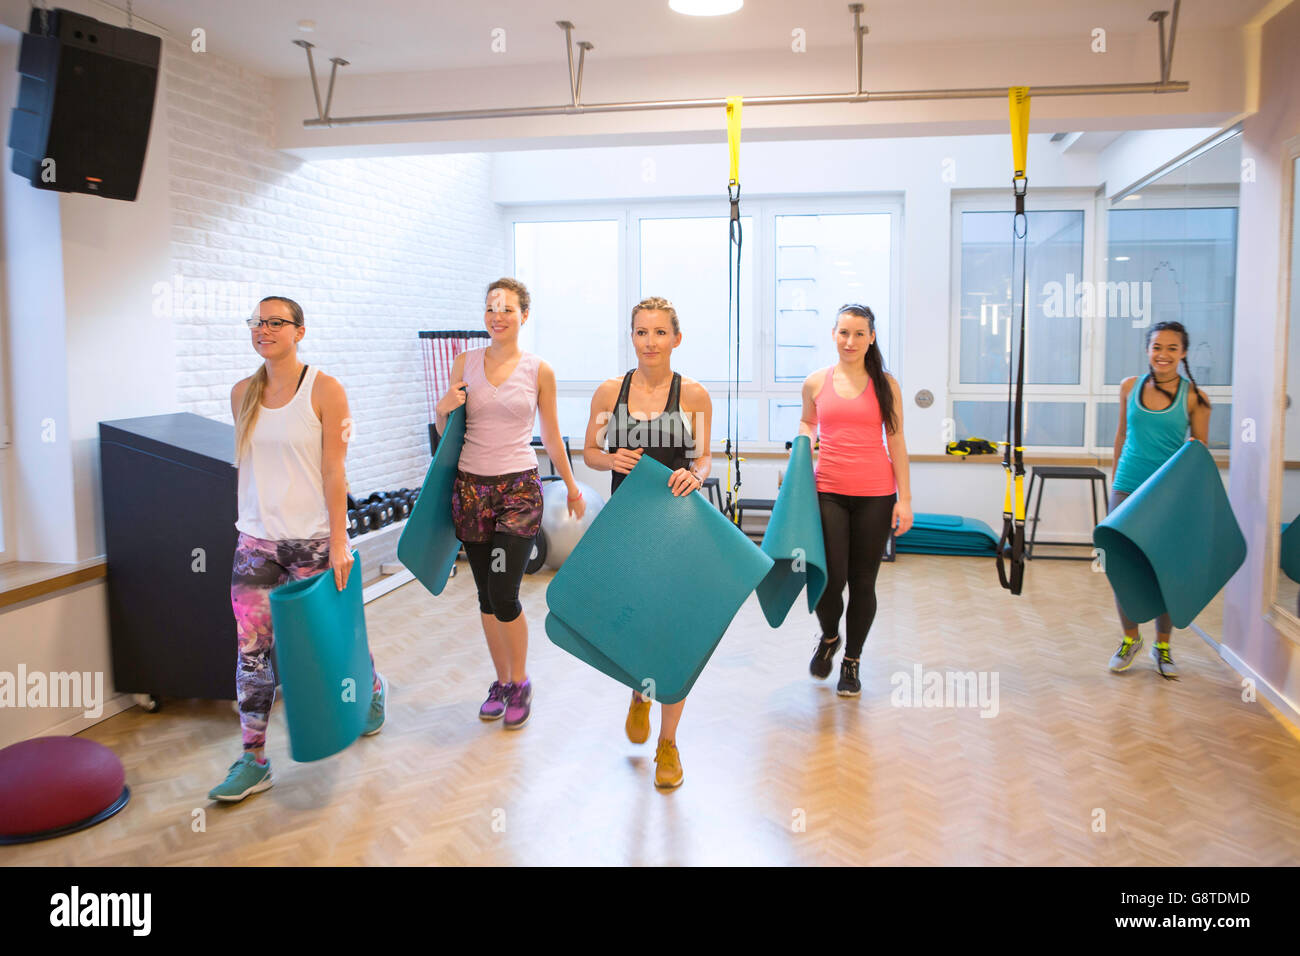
[{"left": 1112, "top": 374, "right": 1190, "bottom": 494}]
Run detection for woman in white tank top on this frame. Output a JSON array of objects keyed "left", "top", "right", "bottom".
[{"left": 207, "top": 296, "right": 386, "bottom": 803}]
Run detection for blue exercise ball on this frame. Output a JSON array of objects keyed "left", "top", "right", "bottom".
[{"left": 541, "top": 479, "right": 605, "bottom": 570}]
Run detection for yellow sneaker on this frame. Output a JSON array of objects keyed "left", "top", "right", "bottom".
[
  {"left": 654, "top": 739, "right": 683, "bottom": 791},
  {"left": 625, "top": 690, "right": 651, "bottom": 744}
]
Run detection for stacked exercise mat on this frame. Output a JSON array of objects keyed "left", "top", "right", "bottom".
[{"left": 893, "top": 513, "right": 1000, "bottom": 556}]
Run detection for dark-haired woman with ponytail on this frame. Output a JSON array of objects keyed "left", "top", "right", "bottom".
[
  {"left": 1106, "top": 320, "right": 1211, "bottom": 679},
  {"left": 799, "top": 305, "right": 913, "bottom": 696}
]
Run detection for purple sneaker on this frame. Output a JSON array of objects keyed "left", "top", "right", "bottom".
[
  {"left": 503, "top": 679, "right": 532, "bottom": 730},
  {"left": 479, "top": 681, "right": 510, "bottom": 721}
]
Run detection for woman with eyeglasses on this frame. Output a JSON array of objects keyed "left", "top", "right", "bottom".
[{"left": 208, "top": 295, "right": 386, "bottom": 803}]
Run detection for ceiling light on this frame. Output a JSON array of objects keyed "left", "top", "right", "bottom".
[
  {"left": 297, "top": 20, "right": 315, "bottom": 32},
  {"left": 1114, "top": 256, "right": 1131, "bottom": 261},
  {"left": 669, "top": 0, "right": 743, "bottom": 16},
  {"left": 1122, "top": 194, "right": 1141, "bottom": 201}
]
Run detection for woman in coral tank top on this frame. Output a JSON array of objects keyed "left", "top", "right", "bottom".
[{"left": 798, "top": 304, "right": 913, "bottom": 697}]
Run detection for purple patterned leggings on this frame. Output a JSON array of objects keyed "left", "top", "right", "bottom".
[{"left": 231, "top": 532, "right": 379, "bottom": 751}]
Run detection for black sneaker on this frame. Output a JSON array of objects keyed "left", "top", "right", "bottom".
[
  {"left": 810, "top": 634, "right": 842, "bottom": 680},
  {"left": 836, "top": 659, "right": 861, "bottom": 697}
]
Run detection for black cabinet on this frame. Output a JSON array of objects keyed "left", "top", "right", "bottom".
[{"left": 99, "top": 413, "right": 238, "bottom": 701}]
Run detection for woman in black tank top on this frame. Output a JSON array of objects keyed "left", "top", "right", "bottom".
[{"left": 581, "top": 296, "right": 712, "bottom": 792}]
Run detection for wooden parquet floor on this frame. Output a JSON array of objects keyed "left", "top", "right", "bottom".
[{"left": 6, "top": 555, "right": 1300, "bottom": 866}]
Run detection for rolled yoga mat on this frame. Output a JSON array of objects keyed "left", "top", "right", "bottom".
[
  {"left": 269, "top": 551, "right": 373, "bottom": 762},
  {"left": 756, "top": 434, "right": 827, "bottom": 626},
  {"left": 545, "top": 455, "right": 774, "bottom": 704},
  {"left": 397, "top": 404, "right": 466, "bottom": 597},
  {"left": 1092, "top": 440, "right": 1245, "bottom": 628}
]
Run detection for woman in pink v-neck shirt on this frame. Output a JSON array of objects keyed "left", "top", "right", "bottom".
[
  {"left": 435, "top": 278, "right": 585, "bottom": 731},
  {"left": 798, "top": 304, "right": 913, "bottom": 698}
]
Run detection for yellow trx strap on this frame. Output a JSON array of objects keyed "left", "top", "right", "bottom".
[
  {"left": 725, "top": 97, "right": 743, "bottom": 523},
  {"left": 997, "top": 87, "right": 1030, "bottom": 595},
  {"left": 1009, "top": 86, "right": 1030, "bottom": 182},
  {"left": 726, "top": 96, "right": 742, "bottom": 186}
]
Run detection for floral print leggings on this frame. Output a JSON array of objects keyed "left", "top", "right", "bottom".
[{"left": 231, "top": 532, "right": 380, "bottom": 751}]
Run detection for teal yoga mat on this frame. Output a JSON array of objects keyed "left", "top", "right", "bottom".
[
  {"left": 269, "top": 552, "right": 372, "bottom": 763},
  {"left": 894, "top": 513, "right": 1000, "bottom": 555},
  {"left": 756, "top": 435, "right": 827, "bottom": 626},
  {"left": 1092, "top": 440, "right": 1245, "bottom": 628},
  {"left": 1281, "top": 519, "right": 1300, "bottom": 585},
  {"left": 545, "top": 455, "right": 774, "bottom": 704},
  {"left": 397, "top": 405, "right": 466, "bottom": 596}
]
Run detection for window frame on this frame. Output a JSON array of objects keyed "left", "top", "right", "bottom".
[
  {"left": 504, "top": 194, "right": 905, "bottom": 452},
  {"left": 948, "top": 188, "right": 1098, "bottom": 453},
  {"left": 1091, "top": 184, "right": 1238, "bottom": 452}
]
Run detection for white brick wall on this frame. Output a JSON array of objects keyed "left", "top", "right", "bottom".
[{"left": 162, "top": 39, "right": 505, "bottom": 495}]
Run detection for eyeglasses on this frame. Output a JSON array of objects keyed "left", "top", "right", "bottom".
[{"left": 246, "top": 317, "right": 298, "bottom": 331}]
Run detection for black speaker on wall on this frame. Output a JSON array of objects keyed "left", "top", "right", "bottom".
[{"left": 7, "top": 7, "right": 161, "bottom": 202}]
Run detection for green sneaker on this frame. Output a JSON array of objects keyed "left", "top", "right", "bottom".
[
  {"left": 1150, "top": 642, "right": 1180, "bottom": 680},
  {"left": 362, "top": 674, "right": 388, "bottom": 736},
  {"left": 208, "top": 753, "right": 273, "bottom": 803},
  {"left": 1108, "top": 635, "right": 1143, "bottom": 673}
]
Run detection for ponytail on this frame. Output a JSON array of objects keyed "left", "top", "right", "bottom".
[
  {"left": 234, "top": 365, "right": 268, "bottom": 466},
  {"left": 837, "top": 304, "right": 897, "bottom": 434}
]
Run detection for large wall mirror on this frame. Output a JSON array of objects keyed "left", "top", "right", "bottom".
[
  {"left": 1271, "top": 140, "right": 1300, "bottom": 627},
  {"left": 1107, "top": 129, "right": 1240, "bottom": 645}
]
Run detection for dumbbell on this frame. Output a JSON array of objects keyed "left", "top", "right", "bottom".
[{"left": 346, "top": 509, "right": 361, "bottom": 538}]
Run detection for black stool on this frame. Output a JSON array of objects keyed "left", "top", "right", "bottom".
[
  {"left": 702, "top": 477, "right": 723, "bottom": 512},
  {"left": 1025, "top": 465, "right": 1109, "bottom": 560},
  {"left": 734, "top": 497, "right": 775, "bottom": 541}
]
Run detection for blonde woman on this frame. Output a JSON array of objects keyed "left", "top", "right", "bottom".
[
  {"left": 581, "top": 296, "right": 712, "bottom": 790},
  {"left": 208, "top": 296, "right": 386, "bottom": 802}
]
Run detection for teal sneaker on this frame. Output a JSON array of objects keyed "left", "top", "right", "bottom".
[
  {"left": 208, "top": 753, "right": 273, "bottom": 803},
  {"left": 362, "top": 674, "right": 388, "bottom": 736}
]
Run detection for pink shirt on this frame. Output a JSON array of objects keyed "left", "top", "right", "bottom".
[
  {"left": 457, "top": 348, "right": 541, "bottom": 476},
  {"left": 813, "top": 367, "right": 897, "bottom": 497}
]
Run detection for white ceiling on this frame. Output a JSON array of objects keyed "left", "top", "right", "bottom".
[{"left": 99, "top": 0, "right": 1277, "bottom": 79}]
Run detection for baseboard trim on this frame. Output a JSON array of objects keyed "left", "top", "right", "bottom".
[{"left": 1191, "top": 622, "right": 1300, "bottom": 737}]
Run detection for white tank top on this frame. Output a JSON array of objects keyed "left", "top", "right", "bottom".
[{"left": 235, "top": 365, "right": 331, "bottom": 541}]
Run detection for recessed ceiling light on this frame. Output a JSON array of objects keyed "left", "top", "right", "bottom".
[
  {"left": 297, "top": 20, "right": 316, "bottom": 32},
  {"left": 669, "top": 0, "right": 743, "bottom": 16},
  {"left": 1114, "top": 256, "right": 1131, "bottom": 261}
]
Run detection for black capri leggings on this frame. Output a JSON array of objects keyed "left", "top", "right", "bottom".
[
  {"left": 815, "top": 491, "right": 896, "bottom": 659},
  {"left": 462, "top": 533, "right": 535, "bottom": 623}
]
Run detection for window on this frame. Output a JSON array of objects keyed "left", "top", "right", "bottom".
[
  {"left": 514, "top": 219, "right": 621, "bottom": 385},
  {"left": 950, "top": 177, "right": 1238, "bottom": 453},
  {"left": 950, "top": 193, "right": 1094, "bottom": 451},
  {"left": 774, "top": 213, "right": 893, "bottom": 384},
  {"left": 638, "top": 215, "right": 754, "bottom": 383},
  {"left": 508, "top": 198, "right": 902, "bottom": 451}
]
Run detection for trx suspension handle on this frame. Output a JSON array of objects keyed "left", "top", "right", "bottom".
[{"left": 996, "top": 86, "right": 1030, "bottom": 595}]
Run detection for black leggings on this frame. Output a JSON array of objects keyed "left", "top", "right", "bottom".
[
  {"left": 815, "top": 492, "right": 896, "bottom": 659},
  {"left": 462, "top": 533, "right": 535, "bottom": 623}
]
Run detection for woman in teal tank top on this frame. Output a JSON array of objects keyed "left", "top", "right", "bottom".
[{"left": 1106, "top": 322, "right": 1211, "bottom": 679}]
